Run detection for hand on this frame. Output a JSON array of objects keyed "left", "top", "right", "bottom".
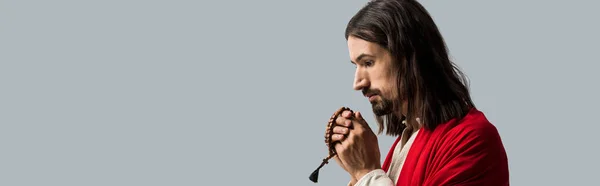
[
  {"left": 330, "top": 110, "right": 353, "bottom": 174},
  {"left": 331, "top": 110, "right": 382, "bottom": 181}
]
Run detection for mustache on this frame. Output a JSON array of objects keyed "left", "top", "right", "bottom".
[{"left": 362, "top": 89, "right": 381, "bottom": 96}]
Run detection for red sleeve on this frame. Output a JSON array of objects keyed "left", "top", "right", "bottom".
[{"left": 423, "top": 123, "right": 510, "bottom": 186}]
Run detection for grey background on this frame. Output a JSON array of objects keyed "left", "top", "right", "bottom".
[{"left": 1, "top": 0, "right": 598, "bottom": 185}]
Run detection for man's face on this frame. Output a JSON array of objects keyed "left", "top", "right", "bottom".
[{"left": 347, "top": 36, "right": 397, "bottom": 116}]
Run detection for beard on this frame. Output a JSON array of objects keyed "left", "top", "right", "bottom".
[{"left": 371, "top": 95, "right": 394, "bottom": 116}]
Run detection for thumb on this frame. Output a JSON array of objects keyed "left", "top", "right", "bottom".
[
  {"left": 354, "top": 111, "right": 369, "bottom": 128},
  {"left": 354, "top": 111, "right": 364, "bottom": 120}
]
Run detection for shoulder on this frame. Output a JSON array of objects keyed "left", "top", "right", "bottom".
[
  {"left": 422, "top": 108, "right": 510, "bottom": 185},
  {"left": 444, "top": 109, "right": 507, "bottom": 160},
  {"left": 447, "top": 108, "right": 502, "bottom": 142},
  {"left": 431, "top": 108, "right": 507, "bottom": 156}
]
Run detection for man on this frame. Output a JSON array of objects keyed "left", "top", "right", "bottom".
[{"left": 329, "top": 0, "right": 509, "bottom": 185}]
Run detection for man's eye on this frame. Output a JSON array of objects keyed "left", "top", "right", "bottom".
[{"left": 365, "top": 60, "right": 374, "bottom": 67}]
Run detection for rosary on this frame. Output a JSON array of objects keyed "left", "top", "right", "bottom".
[{"left": 309, "top": 106, "right": 354, "bottom": 183}]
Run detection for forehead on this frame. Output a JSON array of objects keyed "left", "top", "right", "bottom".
[{"left": 347, "top": 36, "right": 385, "bottom": 60}]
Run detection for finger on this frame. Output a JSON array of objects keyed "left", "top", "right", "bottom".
[
  {"left": 330, "top": 134, "right": 345, "bottom": 142},
  {"left": 335, "top": 113, "right": 344, "bottom": 126},
  {"left": 354, "top": 111, "right": 364, "bottom": 120},
  {"left": 342, "top": 110, "right": 353, "bottom": 118},
  {"left": 333, "top": 126, "right": 349, "bottom": 135},
  {"left": 335, "top": 115, "right": 352, "bottom": 127},
  {"left": 354, "top": 111, "right": 368, "bottom": 126},
  {"left": 352, "top": 111, "right": 370, "bottom": 131}
]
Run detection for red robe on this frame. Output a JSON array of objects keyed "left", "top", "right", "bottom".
[{"left": 381, "top": 108, "right": 509, "bottom": 186}]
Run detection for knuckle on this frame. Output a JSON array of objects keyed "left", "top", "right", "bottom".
[
  {"left": 344, "top": 111, "right": 352, "bottom": 118},
  {"left": 335, "top": 127, "right": 345, "bottom": 134},
  {"left": 335, "top": 116, "right": 344, "bottom": 125},
  {"left": 333, "top": 126, "right": 340, "bottom": 133}
]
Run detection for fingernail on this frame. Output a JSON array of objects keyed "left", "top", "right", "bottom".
[{"left": 345, "top": 120, "right": 351, "bottom": 126}]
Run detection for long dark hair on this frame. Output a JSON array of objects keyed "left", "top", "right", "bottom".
[{"left": 345, "top": 0, "right": 475, "bottom": 136}]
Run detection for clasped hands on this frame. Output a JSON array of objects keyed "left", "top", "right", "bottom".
[{"left": 331, "top": 110, "right": 382, "bottom": 184}]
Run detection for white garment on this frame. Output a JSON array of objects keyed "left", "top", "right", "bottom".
[
  {"left": 386, "top": 129, "right": 419, "bottom": 183},
  {"left": 348, "top": 127, "right": 420, "bottom": 186}
]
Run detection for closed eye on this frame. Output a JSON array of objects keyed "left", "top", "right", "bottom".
[{"left": 364, "top": 60, "right": 374, "bottom": 67}]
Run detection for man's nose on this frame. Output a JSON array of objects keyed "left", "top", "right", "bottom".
[{"left": 353, "top": 70, "right": 368, "bottom": 91}]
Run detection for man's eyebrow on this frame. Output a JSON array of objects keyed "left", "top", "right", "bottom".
[{"left": 350, "top": 53, "right": 375, "bottom": 64}]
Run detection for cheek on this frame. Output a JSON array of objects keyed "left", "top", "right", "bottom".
[{"left": 381, "top": 73, "right": 398, "bottom": 99}]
